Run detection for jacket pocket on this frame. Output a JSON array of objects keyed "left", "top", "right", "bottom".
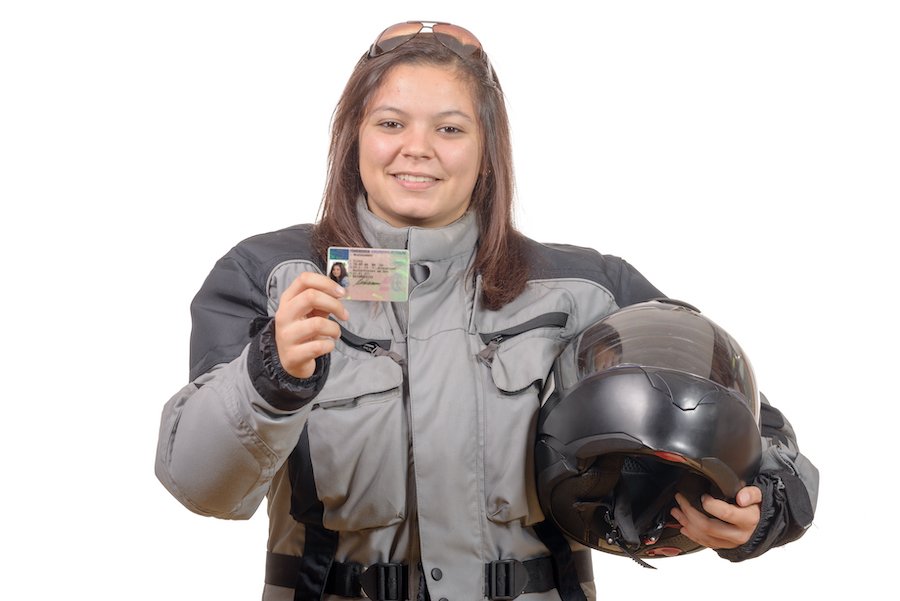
[
  {"left": 306, "top": 339, "right": 406, "bottom": 532},
  {"left": 479, "top": 314, "right": 568, "bottom": 525}
]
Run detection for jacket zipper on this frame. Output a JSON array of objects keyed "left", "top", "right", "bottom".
[
  {"left": 476, "top": 312, "right": 569, "bottom": 366},
  {"left": 339, "top": 324, "right": 405, "bottom": 365}
]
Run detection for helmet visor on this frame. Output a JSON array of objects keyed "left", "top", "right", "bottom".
[{"left": 575, "top": 302, "right": 759, "bottom": 421}]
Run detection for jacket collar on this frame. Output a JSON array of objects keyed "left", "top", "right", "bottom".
[{"left": 356, "top": 196, "right": 479, "bottom": 264}]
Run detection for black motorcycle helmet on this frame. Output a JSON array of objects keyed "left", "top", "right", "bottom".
[{"left": 535, "top": 299, "right": 762, "bottom": 565}]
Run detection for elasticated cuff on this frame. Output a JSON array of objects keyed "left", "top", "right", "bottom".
[
  {"left": 716, "top": 469, "right": 814, "bottom": 562},
  {"left": 246, "top": 317, "right": 329, "bottom": 411}
]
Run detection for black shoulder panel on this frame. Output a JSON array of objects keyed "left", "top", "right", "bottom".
[
  {"left": 230, "top": 223, "right": 323, "bottom": 284},
  {"left": 521, "top": 237, "right": 665, "bottom": 309},
  {"left": 188, "top": 224, "right": 320, "bottom": 381}
]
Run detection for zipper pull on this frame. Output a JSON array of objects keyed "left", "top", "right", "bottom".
[
  {"left": 368, "top": 343, "right": 406, "bottom": 366},
  {"left": 476, "top": 337, "right": 502, "bottom": 367}
]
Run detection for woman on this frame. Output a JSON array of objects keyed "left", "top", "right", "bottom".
[
  {"left": 156, "top": 22, "right": 817, "bottom": 601},
  {"left": 329, "top": 261, "right": 350, "bottom": 288}
]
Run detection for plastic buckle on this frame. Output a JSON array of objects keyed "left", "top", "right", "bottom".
[
  {"left": 486, "top": 559, "right": 529, "bottom": 600},
  {"left": 360, "top": 562, "right": 406, "bottom": 601}
]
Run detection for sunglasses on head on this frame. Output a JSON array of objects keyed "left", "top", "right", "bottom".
[{"left": 368, "top": 21, "right": 493, "bottom": 76}]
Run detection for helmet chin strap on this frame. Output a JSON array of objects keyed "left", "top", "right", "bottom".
[
  {"left": 609, "top": 532, "right": 657, "bottom": 570},
  {"left": 595, "top": 457, "right": 687, "bottom": 569}
]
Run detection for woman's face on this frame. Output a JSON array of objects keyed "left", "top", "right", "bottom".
[
  {"left": 332, "top": 264, "right": 341, "bottom": 277},
  {"left": 358, "top": 63, "right": 482, "bottom": 229}
]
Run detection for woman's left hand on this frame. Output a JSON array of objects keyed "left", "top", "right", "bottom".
[{"left": 670, "top": 486, "right": 762, "bottom": 549}]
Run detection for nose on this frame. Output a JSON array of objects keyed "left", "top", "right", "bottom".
[{"left": 400, "top": 125, "right": 433, "bottom": 160}]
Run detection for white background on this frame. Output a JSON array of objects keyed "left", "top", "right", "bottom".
[{"left": 2, "top": 1, "right": 897, "bottom": 599}]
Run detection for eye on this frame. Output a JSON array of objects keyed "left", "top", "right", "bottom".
[
  {"left": 438, "top": 125, "right": 463, "bottom": 134},
  {"left": 378, "top": 120, "right": 403, "bottom": 129}
]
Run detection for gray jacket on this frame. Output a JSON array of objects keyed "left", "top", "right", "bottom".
[{"left": 156, "top": 206, "right": 818, "bottom": 600}]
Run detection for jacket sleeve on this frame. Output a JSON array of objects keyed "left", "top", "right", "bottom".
[
  {"left": 716, "top": 393, "right": 819, "bottom": 561},
  {"left": 155, "top": 246, "right": 327, "bottom": 519}
]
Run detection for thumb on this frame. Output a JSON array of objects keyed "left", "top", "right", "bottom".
[{"left": 736, "top": 485, "right": 763, "bottom": 507}]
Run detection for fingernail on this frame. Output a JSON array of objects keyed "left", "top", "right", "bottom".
[{"left": 335, "top": 286, "right": 346, "bottom": 296}]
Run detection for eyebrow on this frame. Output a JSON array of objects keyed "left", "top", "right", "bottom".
[{"left": 369, "top": 105, "right": 476, "bottom": 123}]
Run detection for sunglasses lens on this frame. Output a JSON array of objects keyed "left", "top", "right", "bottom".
[
  {"left": 370, "top": 22, "right": 423, "bottom": 56},
  {"left": 433, "top": 23, "right": 482, "bottom": 55}
]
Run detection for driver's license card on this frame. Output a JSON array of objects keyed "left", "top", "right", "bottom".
[{"left": 327, "top": 246, "right": 410, "bottom": 302}]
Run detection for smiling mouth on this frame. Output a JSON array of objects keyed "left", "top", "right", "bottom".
[{"left": 394, "top": 173, "right": 437, "bottom": 183}]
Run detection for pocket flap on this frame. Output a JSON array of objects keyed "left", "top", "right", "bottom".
[
  {"left": 490, "top": 336, "right": 565, "bottom": 394},
  {"left": 314, "top": 352, "right": 403, "bottom": 404}
]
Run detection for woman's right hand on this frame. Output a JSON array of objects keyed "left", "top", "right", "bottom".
[{"left": 274, "top": 272, "right": 349, "bottom": 379}]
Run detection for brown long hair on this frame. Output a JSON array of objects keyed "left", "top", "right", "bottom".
[{"left": 311, "top": 33, "right": 527, "bottom": 310}]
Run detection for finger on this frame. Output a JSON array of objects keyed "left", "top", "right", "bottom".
[
  {"left": 279, "top": 286, "right": 349, "bottom": 323},
  {"left": 700, "top": 494, "right": 760, "bottom": 531},
  {"left": 671, "top": 494, "right": 716, "bottom": 529},
  {"left": 275, "top": 315, "right": 342, "bottom": 379},
  {"left": 280, "top": 272, "right": 347, "bottom": 306},
  {"left": 671, "top": 494, "right": 713, "bottom": 536},
  {"left": 672, "top": 492, "right": 706, "bottom": 521},
  {"left": 670, "top": 505, "right": 687, "bottom": 528},
  {"left": 278, "top": 338, "right": 337, "bottom": 379},
  {"left": 683, "top": 526, "right": 741, "bottom": 549},
  {"left": 672, "top": 507, "right": 746, "bottom": 549},
  {"left": 277, "top": 315, "right": 342, "bottom": 346},
  {"left": 672, "top": 493, "right": 754, "bottom": 549}
]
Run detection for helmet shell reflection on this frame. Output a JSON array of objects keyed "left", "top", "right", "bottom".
[{"left": 574, "top": 299, "right": 760, "bottom": 421}]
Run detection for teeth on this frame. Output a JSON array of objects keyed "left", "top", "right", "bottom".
[{"left": 395, "top": 174, "right": 435, "bottom": 183}]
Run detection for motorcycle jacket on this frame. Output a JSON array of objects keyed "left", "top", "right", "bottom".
[{"left": 156, "top": 203, "right": 818, "bottom": 600}]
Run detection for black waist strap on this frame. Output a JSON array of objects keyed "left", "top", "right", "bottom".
[
  {"left": 266, "top": 550, "right": 593, "bottom": 600},
  {"left": 485, "top": 551, "right": 593, "bottom": 600},
  {"left": 267, "top": 552, "right": 407, "bottom": 600}
]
